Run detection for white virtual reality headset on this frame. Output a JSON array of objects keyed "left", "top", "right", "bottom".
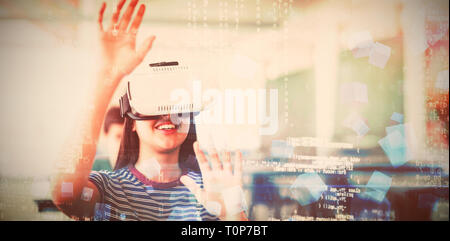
[{"left": 119, "top": 61, "right": 204, "bottom": 120}]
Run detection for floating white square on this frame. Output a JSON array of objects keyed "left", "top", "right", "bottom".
[
  {"left": 343, "top": 113, "right": 370, "bottom": 136},
  {"left": 61, "top": 182, "right": 73, "bottom": 198},
  {"left": 222, "top": 186, "right": 247, "bottom": 215},
  {"left": 81, "top": 187, "right": 94, "bottom": 201},
  {"left": 340, "top": 82, "right": 368, "bottom": 104},
  {"left": 435, "top": 69, "right": 449, "bottom": 90},
  {"left": 390, "top": 112, "right": 404, "bottom": 123},
  {"left": 387, "top": 130, "right": 405, "bottom": 149},
  {"left": 369, "top": 42, "right": 391, "bottom": 68}
]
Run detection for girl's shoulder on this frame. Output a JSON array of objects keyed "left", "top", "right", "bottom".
[{"left": 90, "top": 166, "right": 134, "bottom": 183}]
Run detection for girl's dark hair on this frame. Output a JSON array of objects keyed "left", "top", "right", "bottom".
[{"left": 114, "top": 113, "right": 200, "bottom": 172}]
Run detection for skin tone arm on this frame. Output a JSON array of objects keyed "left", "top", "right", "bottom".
[{"left": 51, "top": 0, "right": 155, "bottom": 218}]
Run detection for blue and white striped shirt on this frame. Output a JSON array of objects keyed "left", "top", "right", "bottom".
[{"left": 89, "top": 165, "right": 219, "bottom": 221}]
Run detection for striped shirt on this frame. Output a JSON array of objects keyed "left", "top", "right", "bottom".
[{"left": 88, "top": 164, "right": 219, "bottom": 221}]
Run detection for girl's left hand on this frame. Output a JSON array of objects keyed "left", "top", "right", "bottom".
[{"left": 180, "top": 141, "right": 247, "bottom": 220}]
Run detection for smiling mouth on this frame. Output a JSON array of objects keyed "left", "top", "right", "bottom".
[{"left": 154, "top": 122, "right": 179, "bottom": 131}]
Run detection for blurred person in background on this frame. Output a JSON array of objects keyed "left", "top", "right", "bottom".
[
  {"left": 278, "top": 198, "right": 298, "bottom": 221},
  {"left": 92, "top": 107, "right": 124, "bottom": 171},
  {"left": 249, "top": 175, "right": 279, "bottom": 220}
]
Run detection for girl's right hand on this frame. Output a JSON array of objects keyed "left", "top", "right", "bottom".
[
  {"left": 181, "top": 142, "right": 248, "bottom": 220},
  {"left": 98, "top": 0, "right": 156, "bottom": 83}
]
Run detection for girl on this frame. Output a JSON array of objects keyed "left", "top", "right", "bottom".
[{"left": 51, "top": 0, "right": 247, "bottom": 221}]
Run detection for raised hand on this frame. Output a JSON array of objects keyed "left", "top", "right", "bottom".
[
  {"left": 180, "top": 142, "right": 247, "bottom": 220},
  {"left": 98, "top": 0, "right": 155, "bottom": 80}
]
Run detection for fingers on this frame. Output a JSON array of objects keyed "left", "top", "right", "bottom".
[
  {"left": 136, "top": 36, "right": 156, "bottom": 62},
  {"left": 234, "top": 150, "right": 243, "bottom": 178},
  {"left": 109, "top": 0, "right": 126, "bottom": 31},
  {"left": 208, "top": 148, "right": 222, "bottom": 171},
  {"left": 118, "top": 0, "right": 139, "bottom": 32},
  {"left": 223, "top": 151, "right": 232, "bottom": 174},
  {"left": 194, "top": 141, "right": 243, "bottom": 179},
  {"left": 193, "top": 141, "right": 211, "bottom": 174},
  {"left": 180, "top": 175, "right": 204, "bottom": 203},
  {"left": 98, "top": 2, "right": 106, "bottom": 31},
  {"left": 129, "top": 4, "right": 145, "bottom": 36}
]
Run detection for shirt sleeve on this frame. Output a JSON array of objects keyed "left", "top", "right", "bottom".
[{"left": 88, "top": 170, "right": 113, "bottom": 201}]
